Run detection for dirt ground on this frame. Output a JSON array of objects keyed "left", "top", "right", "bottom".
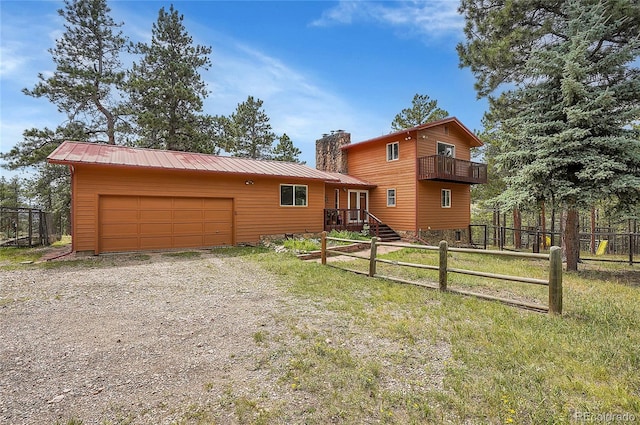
[{"left": 0, "top": 250, "right": 449, "bottom": 424}]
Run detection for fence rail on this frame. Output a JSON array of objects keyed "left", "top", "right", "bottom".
[
  {"left": 469, "top": 224, "right": 639, "bottom": 265},
  {"left": 321, "top": 232, "right": 563, "bottom": 314}
]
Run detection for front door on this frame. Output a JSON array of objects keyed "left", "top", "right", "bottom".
[{"left": 348, "top": 190, "right": 368, "bottom": 223}]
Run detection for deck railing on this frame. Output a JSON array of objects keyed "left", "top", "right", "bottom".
[
  {"left": 418, "top": 155, "right": 487, "bottom": 184},
  {"left": 323, "top": 208, "right": 366, "bottom": 232}
]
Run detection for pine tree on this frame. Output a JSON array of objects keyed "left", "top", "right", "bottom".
[
  {"left": 226, "top": 96, "right": 276, "bottom": 159},
  {"left": 126, "top": 5, "right": 215, "bottom": 152},
  {"left": 391, "top": 93, "right": 449, "bottom": 132},
  {"left": 458, "top": 0, "right": 640, "bottom": 270},
  {"left": 272, "top": 133, "right": 304, "bottom": 163},
  {"left": 22, "top": 0, "right": 126, "bottom": 145}
]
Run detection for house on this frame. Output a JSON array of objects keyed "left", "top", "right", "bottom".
[
  {"left": 316, "top": 117, "right": 485, "bottom": 243},
  {"left": 47, "top": 117, "right": 485, "bottom": 254}
]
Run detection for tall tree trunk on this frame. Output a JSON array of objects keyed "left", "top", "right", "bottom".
[
  {"left": 513, "top": 208, "right": 522, "bottom": 249},
  {"left": 564, "top": 206, "right": 580, "bottom": 271}
]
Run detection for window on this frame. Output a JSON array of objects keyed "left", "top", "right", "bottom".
[
  {"left": 387, "top": 189, "right": 396, "bottom": 207},
  {"left": 441, "top": 189, "right": 451, "bottom": 208},
  {"left": 386, "top": 142, "right": 399, "bottom": 161},
  {"left": 437, "top": 142, "right": 455, "bottom": 157},
  {"left": 280, "top": 184, "right": 307, "bottom": 206},
  {"left": 334, "top": 189, "right": 340, "bottom": 209}
]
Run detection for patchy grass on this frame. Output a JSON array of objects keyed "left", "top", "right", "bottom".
[
  {"left": 0, "top": 247, "right": 42, "bottom": 264},
  {"left": 249, "top": 248, "right": 640, "bottom": 424},
  {"left": 327, "top": 229, "right": 371, "bottom": 241},
  {"left": 51, "top": 234, "right": 72, "bottom": 247},
  {"left": 162, "top": 251, "right": 201, "bottom": 259},
  {"left": 282, "top": 238, "right": 320, "bottom": 253}
]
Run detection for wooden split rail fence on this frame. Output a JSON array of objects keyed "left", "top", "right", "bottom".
[{"left": 320, "top": 232, "right": 563, "bottom": 315}]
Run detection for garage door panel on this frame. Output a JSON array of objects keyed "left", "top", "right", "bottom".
[
  {"left": 99, "top": 195, "right": 233, "bottom": 252},
  {"left": 174, "top": 198, "right": 204, "bottom": 208},
  {"left": 139, "top": 236, "right": 174, "bottom": 250},
  {"left": 140, "top": 222, "right": 172, "bottom": 234},
  {"left": 174, "top": 210, "right": 203, "bottom": 220},
  {"left": 173, "top": 235, "right": 205, "bottom": 247},
  {"left": 173, "top": 222, "right": 203, "bottom": 233},
  {"left": 140, "top": 210, "right": 172, "bottom": 221},
  {"left": 204, "top": 210, "right": 233, "bottom": 220},
  {"left": 102, "top": 209, "right": 138, "bottom": 222},
  {"left": 100, "top": 196, "right": 136, "bottom": 208},
  {"left": 102, "top": 223, "right": 138, "bottom": 235},
  {"left": 101, "top": 237, "right": 139, "bottom": 252},
  {"left": 204, "top": 222, "right": 231, "bottom": 232},
  {"left": 140, "top": 197, "right": 172, "bottom": 209},
  {"left": 204, "top": 233, "right": 232, "bottom": 246}
]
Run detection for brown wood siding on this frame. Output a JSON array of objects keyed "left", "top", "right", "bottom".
[
  {"left": 72, "top": 165, "right": 326, "bottom": 253},
  {"left": 417, "top": 181, "right": 470, "bottom": 230},
  {"left": 417, "top": 125, "right": 472, "bottom": 161},
  {"left": 324, "top": 184, "right": 350, "bottom": 209},
  {"left": 347, "top": 138, "right": 417, "bottom": 232}
]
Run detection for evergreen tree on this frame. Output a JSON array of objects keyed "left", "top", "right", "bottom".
[
  {"left": 0, "top": 176, "right": 23, "bottom": 208},
  {"left": 2, "top": 0, "right": 126, "bottom": 230},
  {"left": 126, "top": 5, "right": 215, "bottom": 152},
  {"left": 272, "top": 133, "right": 304, "bottom": 163},
  {"left": 22, "top": 0, "right": 126, "bottom": 146},
  {"left": 226, "top": 96, "right": 276, "bottom": 159},
  {"left": 391, "top": 93, "right": 449, "bottom": 132},
  {"left": 458, "top": 0, "right": 640, "bottom": 270}
]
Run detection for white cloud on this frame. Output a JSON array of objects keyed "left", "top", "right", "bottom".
[
  {"left": 311, "top": 0, "right": 464, "bottom": 40},
  {"left": 202, "top": 39, "right": 382, "bottom": 165}
]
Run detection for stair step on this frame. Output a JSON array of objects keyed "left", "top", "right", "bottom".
[{"left": 370, "top": 222, "right": 401, "bottom": 241}]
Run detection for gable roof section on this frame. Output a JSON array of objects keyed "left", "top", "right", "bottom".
[
  {"left": 343, "top": 117, "right": 483, "bottom": 150},
  {"left": 323, "top": 172, "right": 376, "bottom": 188},
  {"left": 48, "top": 141, "right": 341, "bottom": 182}
]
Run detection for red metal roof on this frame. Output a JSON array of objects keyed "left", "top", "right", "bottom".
[
  {"left": 323, "top": 172, "right": 376, "bottom": 188},
  {"left": 343, "top": 117, "right": 483, "bottom": 150},
  {"left": 48, "top": 141, "right": 341, "bottom": 182}
]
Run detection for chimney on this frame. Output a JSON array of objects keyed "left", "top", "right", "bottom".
[{"left": 315, "top": 130, "right": 350, "bottom": 173}]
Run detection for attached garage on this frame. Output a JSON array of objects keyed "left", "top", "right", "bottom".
[
  {"left": 99, "top": 196, "right": 233, "bottom": 253},
  {"left": 48, "top": 141, "right": 342, "bottom": 254}
]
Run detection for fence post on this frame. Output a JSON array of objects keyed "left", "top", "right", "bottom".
[
  {"left": 369, "top": 237, "right": 378, "bottom": 277},
  {"left": 629, "top": 219, "right": 634, "bottom": 266},
  {"left": 549, "top": 246, "right": 563, "bottom": 315},
  {"left": 439, "top": 240, "right": 448, "bottom": 291},
  {"left": 321, "top": 231, "right": 327, "bottom": 265}
]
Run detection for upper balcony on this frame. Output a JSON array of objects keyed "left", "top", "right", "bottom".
[{"left": 418, "top": 155, "right": 487, "bottom": 184}]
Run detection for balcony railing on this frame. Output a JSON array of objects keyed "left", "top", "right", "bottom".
[
  {"left": 324, "top": 208, "right": 366, "bottom": 233},
  {"left": 418, "top": 155, "right": 487, "bottom": 184}
]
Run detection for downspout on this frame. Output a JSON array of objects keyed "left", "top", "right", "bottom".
[
  {"left": 69, "top": 165, "right": 76, "bottom": 253},
  {"left": 414, "top": 131, "right": 419, "bottom": 236}
]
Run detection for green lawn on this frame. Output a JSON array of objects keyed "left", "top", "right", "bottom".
[{"left": 255, "top": 248, "right": 639, "bottom": 424}]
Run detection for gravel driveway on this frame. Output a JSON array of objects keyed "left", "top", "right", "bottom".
[
  {"left": 1, "top": 250, "right": 449, "bottom": 425},
  {"left": 1, "top": 252, "right": 316, "bottom": 424}
]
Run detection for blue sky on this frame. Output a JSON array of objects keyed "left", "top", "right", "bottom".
[{"left": 0, "top": 0, "right": 487, "bottom": 177}]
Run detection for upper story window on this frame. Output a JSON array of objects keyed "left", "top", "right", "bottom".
[
  {"left": 386, "top": 142, "right": 399, "bottom": 161},
  {"left": 280, "top": 184, "right": 307, "bottom": 207},
  {"left": 387, "top": 189, "right": 396, "bottom": 207},
  {"left": 437, "top": 142, "right": 455, "bottom": 158},
  {"left": 441, "top": 189, "right": 451, "bottom": 208}
]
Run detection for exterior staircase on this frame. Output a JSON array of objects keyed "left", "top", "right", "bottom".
[{"left": 373, "top": 223, "right": 401, "bottom": 242}]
